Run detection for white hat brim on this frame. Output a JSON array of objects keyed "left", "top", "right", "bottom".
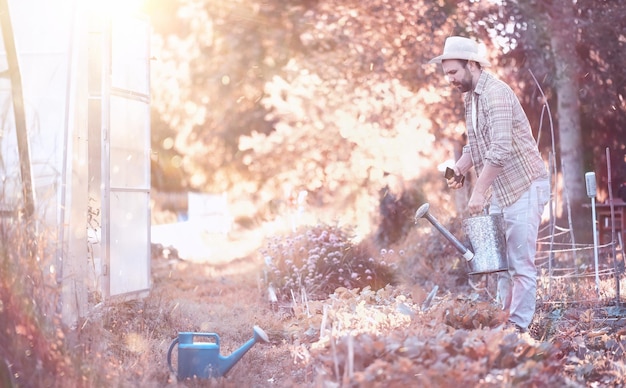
[{"left": 428, "top": 52, "right": 491, "bottom": 67}]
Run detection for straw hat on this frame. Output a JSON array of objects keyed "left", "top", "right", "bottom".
[{"left": 427, "top": 36, "right": 491, "bottom": 67}]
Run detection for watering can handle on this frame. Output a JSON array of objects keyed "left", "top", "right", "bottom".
[
  {"left": 166, "top": 337, "right": 179, "bottom": 375},
  {"left": 194, "top": 332, "right": 220, "bottom": 345}
]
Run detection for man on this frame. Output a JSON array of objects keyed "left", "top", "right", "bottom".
[{"left": 428, "top": 36, "right": 550, "bottom": 332}]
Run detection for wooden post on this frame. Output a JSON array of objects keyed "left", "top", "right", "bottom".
[{"left": 0, "top": 0, "right": 34, "bottom": 218}]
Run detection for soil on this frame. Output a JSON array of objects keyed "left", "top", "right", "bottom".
[
  {"left": 127, "top": 222, "right": 626, "bottom": 388},
  {"left": 10, "top": 220, "right": 624, "bottom": 387}
]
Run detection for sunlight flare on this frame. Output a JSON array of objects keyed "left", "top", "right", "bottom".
[{"left": 84, "top": 0, "right": 147, "bottom": 16}]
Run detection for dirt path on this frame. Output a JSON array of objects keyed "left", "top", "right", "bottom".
[{"left": 149, "top": 227, "right": 305, "bottom": 387}]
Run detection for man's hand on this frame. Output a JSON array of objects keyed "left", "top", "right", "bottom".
[
  {"left": 468, "top": 163, "right": 503, "bottom": 214},
  {"left": 445, "top": 167, "right": 465, "bottom": 189},
  {"left": 447, "top": 176, "right": 464, "bottom": 190},
  {"left": 468, "top": 190, "right": 486, "bottom": 214}
]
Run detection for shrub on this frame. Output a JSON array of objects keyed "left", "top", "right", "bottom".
[{"left": 261, "top": 223, "right": 397, "bottom": 301}]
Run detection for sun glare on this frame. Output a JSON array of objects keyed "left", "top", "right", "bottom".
[{"left": 85, "top": 0, "right": 147, "bottom": 16}]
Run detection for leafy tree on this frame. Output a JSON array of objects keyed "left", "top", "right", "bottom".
[
  {"left": 147, "top": 0, "right": 472, "bottom": 231},
  {"left": 145, "top": 0, "right": 625, "bottom": 239}
]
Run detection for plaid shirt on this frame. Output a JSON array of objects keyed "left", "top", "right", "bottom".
[{"left": 463, "top": 71, "right": 547, "bottom": 207}]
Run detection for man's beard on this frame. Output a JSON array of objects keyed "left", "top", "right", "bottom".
[{"left": 455, "top": 76, "right": 473, "bottom": 93}]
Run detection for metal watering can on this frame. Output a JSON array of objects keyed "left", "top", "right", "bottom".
[
  {"left": 167, "top": 326, "right": 269, "bottom": 380},
  {"left": 414, "top": 203, "right": 508, "bottom": 275}
]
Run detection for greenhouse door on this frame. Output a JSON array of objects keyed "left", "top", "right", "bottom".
[{"left": 89, "top": 12, "right": 151, "bottom": 299}]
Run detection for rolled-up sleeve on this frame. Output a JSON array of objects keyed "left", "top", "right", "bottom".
[{"left": 483, "top": 86, "right": 514, "bottom": 167}]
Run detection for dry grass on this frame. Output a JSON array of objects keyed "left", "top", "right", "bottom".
[{"left": 2, "top": 215, "right": 626, "bottom": 387}]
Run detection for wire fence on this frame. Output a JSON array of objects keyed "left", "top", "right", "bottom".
[
  {"left": 535, "top": 222, "right": 625, "bottom": 308},
  {"left": 467, "top": 222, "right": 625, "bottom": 310}
]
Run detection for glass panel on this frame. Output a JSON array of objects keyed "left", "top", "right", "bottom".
[
  {"left": 110, "top": 95, "right": 150, "bottom": 189},
  {"left": 109, "top": 190, "right": 150, "bottom": 295},
  {"left": 111, "top": 15, "right": 149, "bottom": 95}
]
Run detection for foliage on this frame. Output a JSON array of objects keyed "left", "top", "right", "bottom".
[
  {"left": 261, "top": 223, "right": 398, "bottom": 300},
  {"left": 145, "top": 0, "right": 626, "bottom": 237},
  {"left": 4, "top": 206, "right": 626, "bottom": 386},
  {"left": 146, "top": 0, "right": 469, "bottom": 231},
  {"left": 0, "top": 218, "right": 79, "bottom": 387},
  {"left": 307, "top": 287, "right": 570, "bottom": 387}
]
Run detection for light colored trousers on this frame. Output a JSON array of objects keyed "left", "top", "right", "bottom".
[{"left": 490, "top": 178, "right": 550, "bottom": 329}]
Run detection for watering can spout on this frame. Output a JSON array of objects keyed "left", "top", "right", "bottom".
[{"left": 218, "top": 325, "right": 269, "bottom": 376}]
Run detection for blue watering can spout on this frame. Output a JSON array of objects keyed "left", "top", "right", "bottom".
[
  {"left": 218, "top": 325, "right": 269, "bottom": 376},
  {"left": 167, "top": 325, "right": 270, "bottom": 380}
]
